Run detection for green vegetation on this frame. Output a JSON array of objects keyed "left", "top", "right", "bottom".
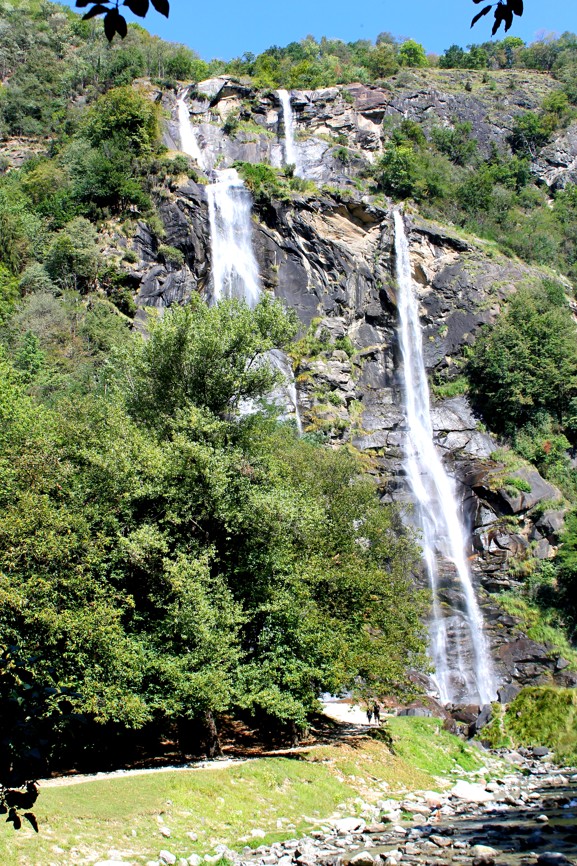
[
  {"left": 233, "top": 162, "right": 318, "bottom": 203},
  {"left": 0, "top": 295, "right": 427, "bottom": 775},
  {"left": 483, "top": 687, "right": 577, "bottom": 763},
  {"left": 468, "top": 282, "right": 577, "bottom": 437},
  {"left": 0, "top": 717, "right": 485, "bottom": 864}
]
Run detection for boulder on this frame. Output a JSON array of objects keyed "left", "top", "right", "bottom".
[
  {"left": 332, "top": 817, "right": 366, "bottom": 834},
  {"left": 498, "top": 683, "right": 520, "bottom": 704},
  {"left": 348, "top": 852, "right": 375, "bottom": 866},
  {"left": 451, "top": 781, "right": 494, "bottom": 803},
  {"left": 397, "top": 707, "right": 432, "bottom": 718},
  {"left": 471, "top": 844, "right": 499, "bottom": 864}
]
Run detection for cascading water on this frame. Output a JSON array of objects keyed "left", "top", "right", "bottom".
[
  {"left": 206, "top": 169, "right": 261, "bottom": 308},
  {"left": 177, "top": 88, "right": 206, "bottom": 170},
  {"left": 277, "top": 89, "right": 302, "bottom": 177},
  {"left": 393, "top": 210, "right": 496, "bottom": 706},
  {"left": 176, "top": 93, "right": 302, "bottom": 430}
]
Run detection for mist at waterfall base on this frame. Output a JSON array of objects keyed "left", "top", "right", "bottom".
[
  {"left": 394, "top": 211, "right": 497, "bottom": 707},
  {"left": 177, "top": 92, "right": 302, "bottom": 430}
]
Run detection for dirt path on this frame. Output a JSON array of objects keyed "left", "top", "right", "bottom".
[{"left": 40, "top": 701, "right": 373, "bottom": 789}]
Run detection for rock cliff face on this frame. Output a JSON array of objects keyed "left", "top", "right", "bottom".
[
  {"left": 164, "top": 69, "right": 570, "bottom": 188},
  {"left": 128, "top": 79, "right": 577, "bottom": 698}
]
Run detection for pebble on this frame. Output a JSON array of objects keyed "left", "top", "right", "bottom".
[
  {"left": 161, "top": 827, "right": 172, "bottom": 838},
  {"left": 159, "top": 853, "right": 177, "bottom": 866}
]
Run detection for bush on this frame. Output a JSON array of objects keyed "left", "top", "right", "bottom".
[{"left": 158, "top": 244, "right": 185, "bottom": 268}]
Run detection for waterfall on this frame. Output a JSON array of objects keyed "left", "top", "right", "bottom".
[
  {"left": 206, "top": 168, "right": 261, "bottom": 308},
  {"left": 177, "top": 89, "right": 206, "bottom": 170},
  {"left": 277, "top": 89, "right": 302, "bottom": 177},
  {"left": 393, "top": 210, "right": 496, "bottom": 706},
  {"left": 175, "top": 97, "right": 302, "bottom": 431}
]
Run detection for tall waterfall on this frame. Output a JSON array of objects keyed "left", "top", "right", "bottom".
[
  {"left": 394, "top": 211, "right": 496, "bottom": 706},
  {"left": 277, "top": 89, "right": 302, "bottom": 177}
]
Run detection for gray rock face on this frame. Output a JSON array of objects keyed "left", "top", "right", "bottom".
[{"left": 534, "top": 121, "right": 577, "bottom": 190}]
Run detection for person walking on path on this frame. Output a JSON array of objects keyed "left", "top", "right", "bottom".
[
  {"left": 366, "top": 706, "right": 373, "bottom": 725},
  {"left": 373, "top": 702, "right": 381, "bottom": 725}
]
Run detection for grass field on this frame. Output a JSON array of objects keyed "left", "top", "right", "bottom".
[{"left": 0, "top": 718, "right": 487, "bottom": 866}]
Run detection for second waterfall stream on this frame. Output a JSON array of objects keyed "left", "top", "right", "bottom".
[{"left": 394, "top": 211, "right": 496, "bottom": 706}]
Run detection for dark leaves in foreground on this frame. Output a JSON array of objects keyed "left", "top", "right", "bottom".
[
  {"left": 75, "top": 0, "right": 170, "bottom": 41},
  {"left": 471, "top": 0, "right": 523, "bottom": 34},
  {"left": 0, "top": 784, "right": 39, "bottom": 832}
]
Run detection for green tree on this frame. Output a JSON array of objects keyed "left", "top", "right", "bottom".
[
  {"left": 398, "top": 40, "right": 428, "bottom": 67},
  {"left": 468, "top": 282, "right": 577, "bottom": 434},
  {"left": 115, "top": 295, "right": 298, "bottom": 427},
  {"left": 81, "top": 85, "right": 160, "bottom": 154}
]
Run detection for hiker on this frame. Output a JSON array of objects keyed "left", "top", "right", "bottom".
[
  {"left": 373, "top": 702, "right": 381, "bottom": 725},
  {"left": 366, "top": 706, "right": 373, "bottom": 724}
]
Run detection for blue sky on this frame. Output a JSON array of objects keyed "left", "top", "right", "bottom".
[{"left": 59, "top": 0, "right": 577, "bottom": 61}]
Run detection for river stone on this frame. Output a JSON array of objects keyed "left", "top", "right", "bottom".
[
  {"left": 471, "top": 844, "right": 499, "bottom": 863},
  {"left": 537, "top": 855, "right": 574, "bottom": 866},
  {"left": 333, "top": 818, "right": 366, "bottom": 834},
  {"left": 348, "top": 852, "right": 375, "bottom": 866},
  {"left": 451, "top": 781, "right": 495, "bottom": 803},
  {"left": 430, "top": 834, "right": 452, "bottom": 848}
]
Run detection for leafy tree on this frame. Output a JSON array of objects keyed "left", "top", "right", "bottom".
[
  {"left": 81, "top": 85, "right": 160, "bottom": 154},
  {"left": 398, "top": 40, "right": 428, "bottom": 68},
  {"left": 114, "top": 296, "right": 299, "bottom": 427},
  {"left": 431, "top": 121, "right": 478, "bottom": 166},
  {"left": 45, "top": 217, "right": 100, "bottom": 292},
  {"left": 468, "top": 282, "right": 577, "bottom": 435}
]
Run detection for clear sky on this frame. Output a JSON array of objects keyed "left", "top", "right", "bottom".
[{"left": 59, "top": 0, "right": 577, "bottom": 61}]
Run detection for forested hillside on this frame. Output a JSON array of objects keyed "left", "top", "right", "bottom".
[{"left": 1, "top": 0, "right": 577, "bottom": 798}]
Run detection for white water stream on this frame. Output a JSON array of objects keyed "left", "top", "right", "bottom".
[
  {"left": 177, "top": 89, "right": 206, "bottom": 170},
  {"left": 206, "top": 169, "right": 261, "bottom": 308},
  {"left": 277, "top": 89, "right": 302, "bottom": 177},
  {"left": 394, "top": 211, "right": 496, "bottom": 706},
  {"left": 177, "top": 91, "right": 302, "bottom": 430}
]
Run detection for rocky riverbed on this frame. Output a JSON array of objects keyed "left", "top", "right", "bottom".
[{"left": 144, "top": 753, "right": 577, "bottom": 866}]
